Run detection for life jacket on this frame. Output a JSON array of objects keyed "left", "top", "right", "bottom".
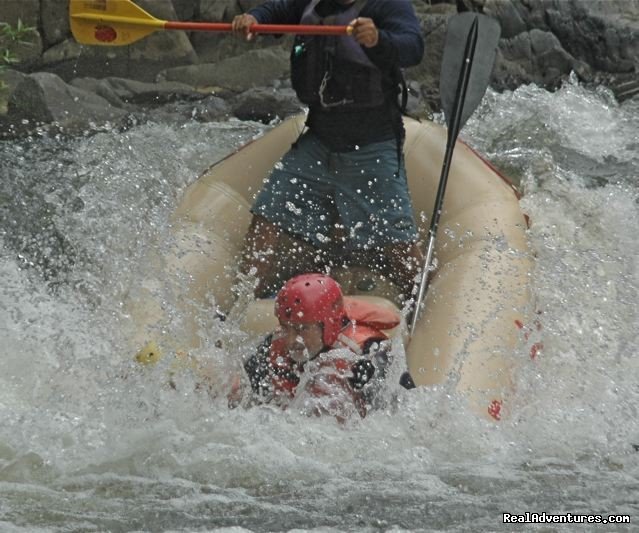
[
  {"left": 267, "top": 298, "right": 400, "bottom": 406},
  {"left": 290, "top": 0, "right": 389, "bottom": 111}
]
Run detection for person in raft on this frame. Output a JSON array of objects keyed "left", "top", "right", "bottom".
[
  {"left": 232, "top": 0, "right": 425, "bottom": 301},
  {"left": 236, "top": 273, "right": 401, "bottom": 419}
]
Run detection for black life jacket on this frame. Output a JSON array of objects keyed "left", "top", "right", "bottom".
[{"left": 291, "top": 0, "right": 393, "bottom": 111}]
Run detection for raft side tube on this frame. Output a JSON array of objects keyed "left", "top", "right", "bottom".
[{"left": 125, "top": 115, "right": 533, "bottom": 420}]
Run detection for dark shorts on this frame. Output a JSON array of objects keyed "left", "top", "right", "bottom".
[{"left": 252, "top": 132, "right": 418, "bottom": 251}]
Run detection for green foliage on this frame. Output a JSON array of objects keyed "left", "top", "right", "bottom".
[
  {"left": 1, "top": 19, "right": 37, "bottom": 92},
  {"left": 1, "top": 18, "right": 37, "bottom": 45}
]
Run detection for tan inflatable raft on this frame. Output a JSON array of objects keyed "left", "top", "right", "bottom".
[{"left": 129, "top": 115, "right": 533, "bottom": 420}]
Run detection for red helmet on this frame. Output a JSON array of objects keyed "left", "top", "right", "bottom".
[{"left": 275, "top": 273, "right": 348, "bottom": 346}]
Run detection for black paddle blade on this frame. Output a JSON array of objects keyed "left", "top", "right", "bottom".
[{"left": 440, "top": 13, "right": 501, "bottom": 130}]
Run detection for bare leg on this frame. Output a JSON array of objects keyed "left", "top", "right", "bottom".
[
  {"left": 240, "top": 215, "right": 282, "bottom": 297},
  {"left": 382, "top": 241, "right": 424, "bottom": 301},
  {"left": 240, "top": 214, "right": 327, "bottom": 298},
  {"left": 343, "top": 240, "right": 423, "bottom": 301}
]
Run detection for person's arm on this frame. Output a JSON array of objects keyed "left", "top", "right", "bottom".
[
  {"left": 358, "top": 0, "right": 424, "bottom": 69},
  {"left": 348, "top": 339, "right": 392, "bottom": 390},
  {"left": 233, "top": 0, "right": 307, "bottom": 39},
  {"left": 247, "top": 0, "right": 307, "bottom": 24},
  {"left": 229, "top": 336, "right": 274, "bottom": 407},
  {"left": 243, "top": 334, "right": 274, "bottom": 397},
  {"left": 349, "top": 358, "right": 375, "bottom": 390}
]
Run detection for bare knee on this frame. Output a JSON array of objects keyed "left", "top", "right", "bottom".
[
  {"left": 240, "top": 215, "right": 282, "bottom": 296},
  {"left": 242, "top": 215, "right": 280, "bottom": 269},
  {"left": 240, "top": 215, "right": 326, "bottom": 297}
]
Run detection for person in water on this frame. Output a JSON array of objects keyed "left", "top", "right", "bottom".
[
  {"left": 232, "top": 0, "right": 425, "bottom": 301},
  {"left": 236, "top": 273, "right": 401, "bottom": 419}
]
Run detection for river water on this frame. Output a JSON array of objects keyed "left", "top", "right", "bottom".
[{"left": 1, "top": 78, "right": 638, "bottom": 532}]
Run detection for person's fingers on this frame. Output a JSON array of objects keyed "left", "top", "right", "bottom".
[
  {"left": 227, "top": 374, "right": 243, "bottom": 408},
  {"left": 231, "top": 15, "right": 244, "bottom": 33},
  {"left": 232, "top": 14, "right": 257, "bottom": 40},
  {"left": 349, "top": 17, "right": 378, "bottom": 47}
]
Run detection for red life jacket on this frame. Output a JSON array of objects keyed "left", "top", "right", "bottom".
[{"left": 267, "top": 298, "right": 400, "bottom": 415}]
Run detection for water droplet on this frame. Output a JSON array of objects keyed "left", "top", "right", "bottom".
[{"left": 285, "top": 202, "right": 302, "bottom": 215}]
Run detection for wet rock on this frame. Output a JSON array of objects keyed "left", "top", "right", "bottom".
[
  {"left": 1, "top": 69, "right": 28, "bottom": 93},
  {"left": 608, "top": 73, "right": 639, "bottom": 103},
  {"left": 0, "top": 69, "right": 28, "bottom": 115},
  {"left": 406, "top": 3, "right": 456, "bottom": 112},
  {"left": 543, "top": 1, "right": 638, "bottom": 74},
  {"left": 136, "top": 0, "right": 182, "bottom": 20},
  {"left": 494, "top": 29, "right": 592, "bottom": 90},
  {"left": 405, "top": 80, "right": 430, "bottom": 119},
  {"left": 16, "top": 37, "right": 44, "bottom": 65},
  {"left": 182, "top": 0, "right": 254, "bottom": 64},
  {"left": 2, "top": 0, "right": 636, "bottom": 120},
  {"left": 191, "top": 31, "right": 289, "bottom": 67},
  {"left": 187, "top": 0, "right": 287, "bottom": 63},
  {"left": 173, "top": 0, "right": 199, "bottom": 21},
  {"left": 1, "top": 0, "right": 39, "bottom": 28},
  {"left": 483, "top": 0, "right": 639, "bottom": 84},
  {"left": 231, "top": 86, "right": 304, "bottom": 123},
  {"left": 41, "top": 0, "right": 70, "bottom": 48},
  {"left": 155, "top": 95, "right": 231, "bottom": 122},
  {"left": 159, "top": 48, "right": 290, "bottom": 92},
  {"left": 46, "top": 30, "right": 197, "bottom": 83},
  {"left": 5, "top": 72, "right": 127, "bottom": 135},
  {"left": 71, "top": 77, "right": 206, "bottom": 106},
  {"left": 44, "top": 0, "right": 197, "bottom": 83},
  {"left": 41, "top": 39, "right": 84, "bottom": 67},
  {"left": 69, "top": 77, "right": 129, "bottom": 109},
  {"left": 482, "top": 0, "right": 527, "bottom": 39},
  {"left": 199, "top": 0, "right": 240, "bottom": 21}
]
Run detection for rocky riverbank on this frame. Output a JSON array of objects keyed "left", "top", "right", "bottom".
[{"left": 1, "top": 0, "right": 637, "bottom": 139}]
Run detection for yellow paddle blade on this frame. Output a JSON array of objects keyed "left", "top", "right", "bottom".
[{"left": 69, "top": 0, "right": 166, "bottom": 46}]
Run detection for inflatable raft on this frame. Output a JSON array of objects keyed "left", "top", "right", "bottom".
[{"left": 128, "top": 115, "right": 534, "bottom": 420}]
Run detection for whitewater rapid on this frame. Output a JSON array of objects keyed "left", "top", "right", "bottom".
[{"left": 1, "top": 79, "right": 637, "bottom": 531}]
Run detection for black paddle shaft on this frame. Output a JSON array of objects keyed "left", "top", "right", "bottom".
[
  {"left": 410, "top": 14, "right": 501, "bottom": 336},
  {"left": 433, "top": 17, "right": 479, "bottom": 239}
]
